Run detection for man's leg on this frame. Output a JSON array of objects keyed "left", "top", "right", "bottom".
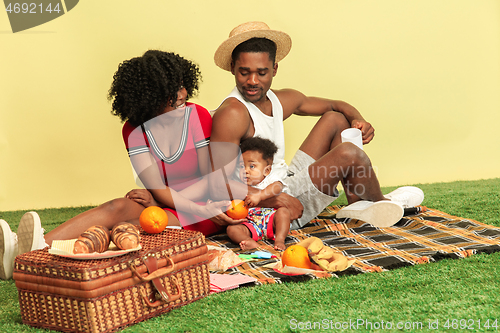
[
  {"left": 308, "top": 144, "right": 385, "bottom": 203},
  {"left": 297, "top": 111, "right": 382, "bottom": 203},
  {"left": 292, "top": 111, "right": 422, "bottom": 227},
  {"left": 308, "top": 146, "right": 407, "bottom": 227},
  {"left": 298, "top": 111, "right": 348, "bottom": 160}
]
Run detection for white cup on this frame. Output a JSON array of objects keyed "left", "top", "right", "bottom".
[{"left": 341, "top": 128, "right": 363, "bottom": 150}]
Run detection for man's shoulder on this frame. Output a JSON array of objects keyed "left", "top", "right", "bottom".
[
  {"left": 212, "top": 97, "right": 250, "bottom": 121},
  {"left": 271, "top": 88, "right": 305, "bottom": 118},
  {"left": 211, "top": 97, "right": 252, "bottom": 139}
]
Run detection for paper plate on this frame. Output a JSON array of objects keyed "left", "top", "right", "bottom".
[{"left": 49, "top": 239, "right": 141, "bottom": 260}]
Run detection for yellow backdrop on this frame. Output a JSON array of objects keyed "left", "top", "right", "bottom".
[{"left": 1, "top": 0, "right": 499, "bottom": 211}]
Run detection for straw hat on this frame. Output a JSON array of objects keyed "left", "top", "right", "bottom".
[{"left": 214, "top": 21, "right": 292, "bottom": 71}]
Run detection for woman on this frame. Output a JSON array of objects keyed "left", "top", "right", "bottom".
[{"left": 1, "top": 50, "right": 240, "bottom": 279}]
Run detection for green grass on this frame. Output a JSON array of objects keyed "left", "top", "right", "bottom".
[{"left": 1, "top": 178, "right": 500, "bottom": 332}]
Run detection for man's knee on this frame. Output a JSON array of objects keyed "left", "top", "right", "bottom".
[
  {"left": 335, "top": 142, "right": 370, "bottom": 166},
  {"left": 320, "top": 110, "right": 349, "bottom": 128}
]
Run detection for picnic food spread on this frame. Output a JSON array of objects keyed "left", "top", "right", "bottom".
[{"left": 297, "top": 237, "right": 350, "bottom": 272}]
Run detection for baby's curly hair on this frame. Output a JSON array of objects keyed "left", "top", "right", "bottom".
[
  {"left": 240, "top": 136, "right": 278, "bottom": 164},
  {"left": 108, "top": 50, "right": 202, "bottom": 126}
]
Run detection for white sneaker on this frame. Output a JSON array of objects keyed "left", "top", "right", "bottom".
[
  {"left": 385, "top": 186, "right": 424, "bottom": 208},
  {"left": 336, "top": 200, "right": 404, "bottom": 227},
  {"left": 17, "top": 212, "right": 46, "bottom": 255},
  {"left": 0, "top": 220, "right": 18, "bottom": 280}
]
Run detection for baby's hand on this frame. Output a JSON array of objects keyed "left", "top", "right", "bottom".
[{"left": 244, "top": 193, "right": 261, "bottom": 207}]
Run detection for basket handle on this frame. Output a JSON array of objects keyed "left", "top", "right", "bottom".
[
  {"left": 129, "top": 255, "right": 175, "bottom": 282},
  {"left": 140, "top": 275, "right": 182, "bottom": 307},
  {"left": 131, "top": 253, "right": 182, "bottom": 307}
]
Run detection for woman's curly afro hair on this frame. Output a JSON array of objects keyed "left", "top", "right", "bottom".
[{"left": 108, "top": 50, "right": 202, "bottom": 126}]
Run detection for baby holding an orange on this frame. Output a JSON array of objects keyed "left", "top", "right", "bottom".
[{"left": 226, "top": 137, "right": 292, "bottom": 251}]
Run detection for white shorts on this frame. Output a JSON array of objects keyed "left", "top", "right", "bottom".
[{"left": 284, "top": 150, "right": 339, "bottom": 229}]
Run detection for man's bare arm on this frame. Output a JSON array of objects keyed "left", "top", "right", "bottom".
[
  {"left": 275, "top": 89, "right": 374, "bottom": 144},
  {"left": 260, "top": 192, "right": 303, "bottom": 220},
  {"left": 209, "top": 99, "right": 252, "bottom": 200}
]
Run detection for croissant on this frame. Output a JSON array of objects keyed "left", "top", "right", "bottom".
[
  {"left": 73, "top": 225, "right": 111, "bottom": 254},
  {"left": 111, "top": 222, "right": 140, "bottom": 250}
]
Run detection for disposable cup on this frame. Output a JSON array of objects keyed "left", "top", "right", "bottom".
[{"left": 341, "top": 128, "right": 363, "bottom": 150}]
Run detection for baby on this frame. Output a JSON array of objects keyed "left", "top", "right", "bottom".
[{"left": 226, "top": 137, "right": 291, "bottom": 251}]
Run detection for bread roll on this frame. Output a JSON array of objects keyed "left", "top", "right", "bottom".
[
  {"left": 73, "top": 225, "right": 111, "bottom": 254},
  {"left": 111, "top": 222, "right": 140, "bottom": 250}
]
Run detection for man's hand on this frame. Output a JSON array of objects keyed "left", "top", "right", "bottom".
[
  {"left": 260, "top": 192, "right": 303, "bottom": 220},
  {"left": 352, "top": 119, "right": 375, "bottom": 144}
]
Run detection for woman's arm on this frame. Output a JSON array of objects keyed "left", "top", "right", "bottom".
[{"left": 130, "top": 150, "right": 244, "bottom": 225}]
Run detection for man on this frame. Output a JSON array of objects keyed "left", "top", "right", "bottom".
[{"left": 209, "top": 21, "right": 423, "bottom": 229}]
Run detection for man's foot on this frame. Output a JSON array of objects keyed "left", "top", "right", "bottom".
[
  {"left": 274, "top": 240, "right": 286, "bottom": 251},
  {"left": 0, "top": 220, "right": 18, "bottom": 280},
  {"left": 336, "top": 200, "right": 404, "bottom": 227},
  {"left": 17, "top": 212, "right": 46, "bottom": 255},
  {"left": 239, "top": 239, "right": 259, "bottom": 250},
  {"left": 385, "top": 186, "right": 424, "bottom": 208}
]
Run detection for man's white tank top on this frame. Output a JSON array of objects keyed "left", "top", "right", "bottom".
[{"left": 220, "top": 87, "right": 288, "bottom": 181}]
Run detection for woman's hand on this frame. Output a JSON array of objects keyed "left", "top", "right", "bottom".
[
  {"left": 203, "top": 200, "right": 247, "bottom": 226},
  {"left": 125, "top": 189, "right": 159, "bottom": 208}
]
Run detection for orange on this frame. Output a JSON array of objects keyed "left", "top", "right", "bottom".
[
  {"left": 282, "top": 245, "right": 311, "bottom": 269},
  {"left": 139, "top": 206, "right": 169, "bottom": 234},
  {"left": 226, "top": 199, "right": 248, "bottom": 220}
]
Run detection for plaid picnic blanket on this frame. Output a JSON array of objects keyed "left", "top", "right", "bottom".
[{"left": 206, "top": 205, "right": 500, "bottom": 284}]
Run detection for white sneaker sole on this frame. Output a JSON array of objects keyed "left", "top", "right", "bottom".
[
  {"left": 336, "top": 201, "right": 404, "bottom": 227},
  {"left": 0, "top": 220, "right": 15, "bottom": 280},
  {"left": 17, "top": 212, "right": 42, "bottom": 255},
  {"left": 385, "top": 186, "right": 424, "bottom": 208}
]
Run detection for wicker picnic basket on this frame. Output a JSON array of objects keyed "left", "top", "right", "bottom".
[{"left": 13, "top": 228, "right": 210, "bottom": 333}]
